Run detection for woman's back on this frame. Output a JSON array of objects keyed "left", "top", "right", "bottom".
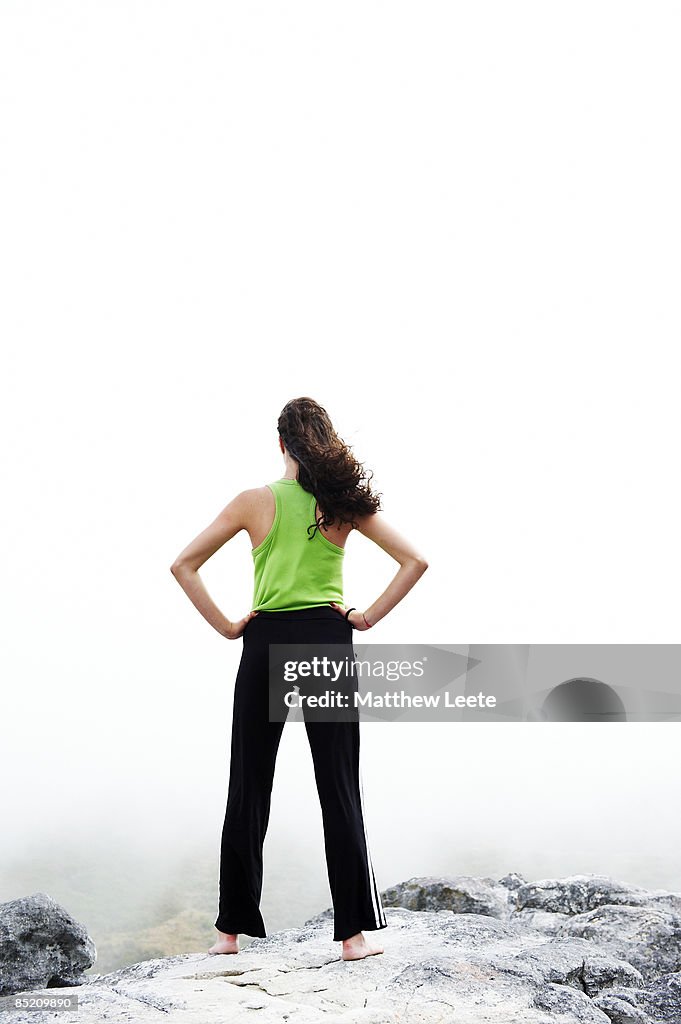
[{"left": 251, "top": 479, "right": 346, "bottom": 612}]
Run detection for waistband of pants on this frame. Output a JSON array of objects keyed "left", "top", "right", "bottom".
[{"left": 252, "top": 606, "right": 345, "bottom": 621}]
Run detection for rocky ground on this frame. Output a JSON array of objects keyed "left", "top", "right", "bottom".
[{"left": 1, "top": 873, "right": 680, "bottom": 1022}]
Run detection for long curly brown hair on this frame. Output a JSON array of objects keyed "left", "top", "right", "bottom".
[{"left": 277, "top": 397, "right": 382, "bottom": 535}]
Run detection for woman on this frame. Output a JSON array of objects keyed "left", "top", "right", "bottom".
[{"left": 170, "top": 397, "right": 428, "bottom": 961}]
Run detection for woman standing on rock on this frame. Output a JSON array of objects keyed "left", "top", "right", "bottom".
[{"left": 170, "top": 397, "right": 428, "bottom": 961}]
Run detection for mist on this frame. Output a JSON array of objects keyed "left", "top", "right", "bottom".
[{"left": 1, "top": 0, "right": 679, "bottom": 972}]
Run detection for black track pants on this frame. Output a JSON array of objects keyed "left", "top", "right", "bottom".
[{"left": 214, "top": 606, "right": 387, "bottom": 943}]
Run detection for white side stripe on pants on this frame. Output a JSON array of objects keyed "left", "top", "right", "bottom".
[{"left": 358, "top": 760, "right": 386, "bottom": 928}]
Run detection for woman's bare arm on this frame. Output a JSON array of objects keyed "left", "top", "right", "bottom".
[
  {"left": 170, "top": 490, "right": 259, "bottom": 639},
  {"left": 330, "top": 512, "right": 428, "bottom": 629}
]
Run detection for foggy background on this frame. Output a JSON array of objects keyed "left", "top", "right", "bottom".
[{"left": 1, "top": 0, "right": 679, "bottom": 972}]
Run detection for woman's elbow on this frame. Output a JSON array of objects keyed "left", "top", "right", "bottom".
[{"left": 412, "top": 555, "right": 429, "bottom": 575}]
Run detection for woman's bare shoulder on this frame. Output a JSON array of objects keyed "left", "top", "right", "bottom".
[
  {"left": 215, "top": 486, "right": 273, "bottom": 525},
  {"left": 228, "top": 484, "right": 273, "bottom": 503},
  {"left": 238, "top": 485, "right": 274, "bottom": 503}
]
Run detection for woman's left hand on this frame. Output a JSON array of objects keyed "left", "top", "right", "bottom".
[
  {"left": 328, "top": 602, "right": 372, "bottom": 631},
  {"left": 225, "top": 610, "right": 259, "bottom": 639}
]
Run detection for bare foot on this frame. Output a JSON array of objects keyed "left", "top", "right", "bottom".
[
  {"left": 208, "top": 930, "right": 239, "bottom": 955},
  {"left": 341, "top": 931, "right": 384, "bottom": 961}
]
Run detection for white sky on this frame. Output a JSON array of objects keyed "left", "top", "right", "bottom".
[{"left": 1, "top": 1, "right": 680, "bottom": 892}]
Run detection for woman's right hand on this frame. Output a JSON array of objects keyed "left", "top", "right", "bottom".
[{"left": 225, "top": 611, "right": 259, "bottom": 639}]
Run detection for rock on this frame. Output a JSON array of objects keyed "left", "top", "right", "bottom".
[
  {"left": 380, "top": 874, "right": 512, "bottom": 918},
  {"left": 559, "top": 904, "right": 681, "bottom": 982},
  {"left": 533, "top": 982, "right": 620, "bottom": 1023},
  {"left": 0, "top": 892, "right": 96, "bottom": 997},
  {"left": 498, "top": 871, "right": 527, "bottom": 891},
  {"left": 2, "top": 874, "right": 681, "bottom": 1023},
  {"left": 514, "top": 876, "right": 673, "bottom": 917},
  {"left": 484, "top": 935, "right": 642, "bottom": 996},
  {"left": 629, "top": 971, "right": 681, "bottom": 1023},
  {"left": 514, "top": 907, "right": 573, "bottom": 936},
  {"left": 591, "top": 990, "right": 653, "bottom": 1023},
  {"left": 0, "top": 905, "right": 643, "bottom": 1024},
  {"left": 593, "top": 971, "right": 681, "bottom": 1023}
]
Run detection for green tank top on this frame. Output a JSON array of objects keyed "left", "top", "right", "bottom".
[{"left": 251, "top": 479, "right": 345, "bottom": 612}]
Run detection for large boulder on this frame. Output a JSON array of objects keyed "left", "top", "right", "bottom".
[
  {"left": 0, "top": 904, "right": 645, "bottom": 1023},
  {"left": 593, "top": 972, "right": 681, "bottom": 1023},
  {"left": 0, "top": 892, "right": 96, "bottom": 996},
  {"left": 3, "top": 874, "right": 681, "bottom": 1022},
  {"left": 514, "top": 876, "right": 670, "bottom": 917},
  {"left": 560, "top": 904, "right": 681, "bottom": 982},
  {"left": 379, "top": 874, "right": 513, "bottom": 918}
]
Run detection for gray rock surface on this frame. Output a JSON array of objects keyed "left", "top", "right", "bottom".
[
  {"left": 381, "top": 874, "right": 512, "bottom": 918},
  {"left": 513, "top": 876, "right": 674, "bottom": 917},
  {"left": 560, "top": 903, "right": 681, "bottom": 982},
  {"left": 2, "top": 874, "right": 681, "bottom": 1023},
  {"left": 593, "top": 972, "right": 681, "bottom": 1023},
  {"left": 498, "top": 871, "right": 527, "bottom": 891},
  {"left": 0, "top": 892, "right": 96, "bottom": 996}
]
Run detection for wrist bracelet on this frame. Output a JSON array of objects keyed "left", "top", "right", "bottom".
[
  {"left": 362, "top": 612, "right": 372, "bottom": 628},
  {"left": 344, "top": 607, "right": 356, "bottom": 621}
]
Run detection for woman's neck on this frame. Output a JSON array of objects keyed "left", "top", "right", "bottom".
[{"left": 281, "top": 452, "right": 299, "bottom": 480}]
